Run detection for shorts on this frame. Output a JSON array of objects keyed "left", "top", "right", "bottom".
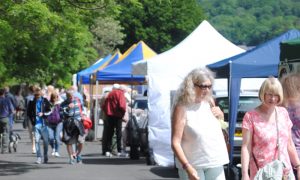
[{"left": 78, "top": 133, "right": 87, "bottom": 144}]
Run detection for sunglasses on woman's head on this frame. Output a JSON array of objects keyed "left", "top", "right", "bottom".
[{"left": 194, "top": 83, "right": 212, "bottom": 90}]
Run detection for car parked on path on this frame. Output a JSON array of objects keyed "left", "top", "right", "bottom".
[{"left": 215, "top": 91, "right": 261, "bottom": 164}]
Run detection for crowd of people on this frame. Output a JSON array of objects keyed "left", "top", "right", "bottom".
[
  {"left": 0, "top": 82, "right": 141, "bottom": 165},
  {"left": 2, "top": 68, "right": 300, "bottom": 179},
  {"left": 0, "top": 84, "right": 89, "bottom": 165}
]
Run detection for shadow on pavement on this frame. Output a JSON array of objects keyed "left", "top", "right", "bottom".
[
  {"left": 83, "top": 157, "right": 146, "bottom": 165},
  {"left": 150, "top": 166, "right": 179, "bottom": 179},
  {"left": 0, "top": 160, "right": 62, "bottom": 176},
  {"left": 83, "top": 157, "right": 179, "bottom": 179}
]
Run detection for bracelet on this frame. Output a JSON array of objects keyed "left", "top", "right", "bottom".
[
  {"left": 294, "top": 164, "right": 300, "bottom": 169},
  {"left": 182, "top": 162, "right": 190, "bottom": 170}
]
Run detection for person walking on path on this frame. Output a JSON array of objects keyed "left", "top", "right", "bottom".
[
  {"left": 99, "top": 90, "right": 110, "bottom": 156},
  {"left": 4, "top": 86, "right": 16, "bottom": 132},
  {"left": 0, "top": 88, "right": 15, "bottom": 153},
  {"left": 47, "top": 92, "right": 63, "bottom": 157},
  {"left": 241, "top": 77, "right": 300, "bottom": 180},
  {"left": 60, "top": 89, "right": 85, "bottom": 164},
  {"left": 27, "top": 87, "right": 51, "bottom": 164},
  {"left": 14, "top": 87, "right": 25, "bottom": 121},
  {"left": 171, "top": 67, "right": 228, "bottom": 180},
  {"left": 101, "top": 84, "right": 127, "bottom": 157},
  {"left": 24, "top": 85, "right": 37, "bottom": 154}
]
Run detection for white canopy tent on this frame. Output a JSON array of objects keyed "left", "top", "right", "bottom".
[{"left": 132, "top": 20, "right": 245, "bottom": 166}]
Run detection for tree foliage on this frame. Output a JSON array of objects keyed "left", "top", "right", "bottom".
[
  {"left": 2, "top": 1, "right": 95, "bottom": 86},
  {"left": 0, "top": 0, "right": 124, "bottom": 87},
  {"left": 0, "top": 0, "right": 205, "bottom": 86},
  {"left": 116, "top": 0, "right": 205, "bottom": 53},
  {"left": 91, "top": 17, "right": 125, "bottom": 57},
  {"left": 199, "top": 0, "right": 300, "bottom": 46},
  {"left": 2, "top": 0, "right": 298, "bottom": 87}
]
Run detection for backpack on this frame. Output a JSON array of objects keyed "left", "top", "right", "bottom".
[{"left": 47, "top": 104, "right": 61, "bottom": 124}]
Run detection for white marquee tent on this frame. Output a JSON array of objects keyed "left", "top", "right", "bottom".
[{"left": 132, "top": 20, "right": 245, "bottom": 166}]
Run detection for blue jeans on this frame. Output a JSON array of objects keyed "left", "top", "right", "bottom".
[
  {"left": 178, "top": 165, "right": 225, "bottom": 180},
  {"left": 48, "top": 122, "right": 63, "bottom": 152},
  {"left": 34, "top": 124, "right": 49, "bottom": 159},
  {"left": 8, "top": 114, "right": 14, "bottom": 132}
]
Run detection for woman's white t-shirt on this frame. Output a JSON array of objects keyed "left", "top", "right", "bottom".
[{"left": 176, "top": 101, "right": 229, "bottom": 169}]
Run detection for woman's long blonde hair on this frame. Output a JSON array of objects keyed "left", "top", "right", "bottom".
[{"left": 172, "top": 67, "right": 215, "bottom": 107}]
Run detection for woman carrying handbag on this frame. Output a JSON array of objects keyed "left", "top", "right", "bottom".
[{"left": 241, "top": 77, "right": 300, "bottom": 180}]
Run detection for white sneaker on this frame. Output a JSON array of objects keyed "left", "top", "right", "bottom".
[
  {"left": 36, "top": 157, "right": 42, "bottom": 164},
  {"left": 54, "top": 152, "right": 60, "bottom": 157},
  {"left": 105, "top": 152, "right": 112, "bottom": 157},
  {"left": 51, "top": 149, "right": 55, "bottom": 156}
]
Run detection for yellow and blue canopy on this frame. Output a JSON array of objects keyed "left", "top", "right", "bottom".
[
  {"left": 95, "top": 41, "right": 156, "bottom": 84},
  {"left": 77, "top": 50, "right": 122, "bottom": 84}
]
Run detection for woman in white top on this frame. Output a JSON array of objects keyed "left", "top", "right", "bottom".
[{"left": 171, "top": 67, "right": 229, "bottom": 180}]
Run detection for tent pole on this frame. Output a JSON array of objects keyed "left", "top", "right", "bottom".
[
  {"left": 79, "top": 76, "right": 82, "bottom": 94},
  {"left": 130, "top": 75, "right": 133, "bottom": 122},
  {"left": 228, "top": 60, "right": 233, "bottom": 165},
  {"left": 94, "top": 79, "right": 99, "bottom": 141},
  {"left": 89, "top": 74, "right": 94, "bottom": 139}
]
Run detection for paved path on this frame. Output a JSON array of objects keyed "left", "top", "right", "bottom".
[{"left": 0, "top": 122, "right": 178, "bottom": 180}]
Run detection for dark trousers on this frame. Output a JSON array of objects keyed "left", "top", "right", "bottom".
[
  {"left": 102, "top": 119, "right": 108, "bottom": 154},
  {"left": 0, "top": 117, "right": 10, "bottom": 150},
  {"left": 106, "top": 116, "right": 122, "bottom": 153}
]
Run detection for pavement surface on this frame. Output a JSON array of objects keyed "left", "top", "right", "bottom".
[{"left": 0, "top": 122, "right": 179, "bottom": 180}]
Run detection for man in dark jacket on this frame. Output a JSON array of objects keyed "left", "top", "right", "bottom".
[
  {"left": 27, "top": 87, "right": 51, "bottom": 164},
  {"left": 101, "top": 84, "right": 127, "bottom": 157}
]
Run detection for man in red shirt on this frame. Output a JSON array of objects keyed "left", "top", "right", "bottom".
[{"left": 101, "top": 84, "right": 127, "bottom": 156}]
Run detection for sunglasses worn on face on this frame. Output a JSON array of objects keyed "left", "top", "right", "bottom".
[{"left": 194, "top": 83, "right": 212, "bottom": 90}]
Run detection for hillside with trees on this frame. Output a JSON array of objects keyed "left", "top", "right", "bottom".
[
  {"left": 0, "top": 0, "right": 299, "bottom": 86},
  {"left": 199, "top": 0, "right": 300, "bottom": 46}
]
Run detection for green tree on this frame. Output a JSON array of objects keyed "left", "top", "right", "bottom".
[
  {"left": 2, "top": 1, "right": 97, "bottom": 86},
  {"left": 117, "top": 0, "right": 205, "bottom": 53},
  {"left": 0, "top": 0, "right": 206, "bottom": 86},
  {"left": 199, "top": 0, "right": 300, "bottom": 46},
  {"left": 91, "top": 17, "right": 125, "bottom": 57},
  {"left": 0, "top": 0, "right": 128, "bottom": 86},
  {"left": 0, "top": 20, "right": 13, "bottom": 78}
]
